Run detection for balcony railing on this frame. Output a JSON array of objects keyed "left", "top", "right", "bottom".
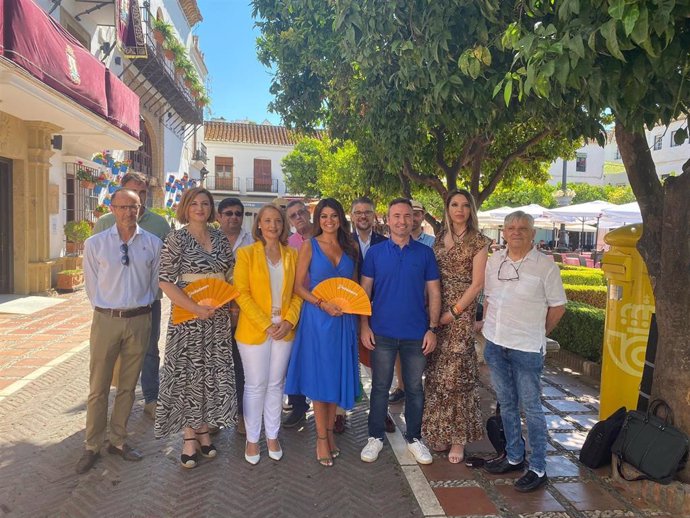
[
  {"left": 247, "top": 178, "right": 278, "bottom": 193},
  {"left": 206, "top": 175, "right": 239, "bottom": 191},
  {"left": 193, "top": 143, "right": 207, "bottom": 163},
  {"left": 129, "top": 6, "right": 203, "bottom": 125}
]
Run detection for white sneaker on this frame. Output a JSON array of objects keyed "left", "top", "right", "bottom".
[
  {"left": 407, "top": 439, "right": 433, "bottom": 465},
  {"left": 360, "top": 437, "right": 384, "bottom": 463}
]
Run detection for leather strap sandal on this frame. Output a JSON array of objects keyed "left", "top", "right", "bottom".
[
  {"left": 326, "top": 428, "right": 340, "bottom": 458},
  {"left": 195, "top": 430, "right": 217, "bottom": 458},
  {"left": 181, "top": 437, "right": 198, "bottom": 469},
  {"left": 316, "top": 436, "right": 333, "bottom": 467}
]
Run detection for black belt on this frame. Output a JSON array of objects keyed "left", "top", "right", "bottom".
[{"left": 94, "top": 305, "right": 152, "bottom": 318}]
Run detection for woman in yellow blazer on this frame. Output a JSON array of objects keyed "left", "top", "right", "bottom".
[{"left": 233, "top": 204, "right": 302, "bottom": 465}]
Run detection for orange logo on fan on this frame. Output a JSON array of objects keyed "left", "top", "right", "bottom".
[
  {"left": 312, "top": 277, "right": 372, "bottom": 315},
  {"left": 171, "top": 278, "right": 240, "bottom": 325}
]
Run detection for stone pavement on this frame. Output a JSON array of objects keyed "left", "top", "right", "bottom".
[{"left": 0, "top": 292, "right": 674, "bottom": 517}]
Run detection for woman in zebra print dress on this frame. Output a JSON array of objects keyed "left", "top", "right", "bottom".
[{"left": 154, "top": 188, "right": 237, "bottom": 469}]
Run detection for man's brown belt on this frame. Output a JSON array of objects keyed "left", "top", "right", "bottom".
[{"left": 94, "top": 305, "right": 152, "bottom": 318}]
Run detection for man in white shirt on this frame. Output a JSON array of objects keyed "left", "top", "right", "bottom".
[
  {"left": 481, "top": 211, "right": 566, "bottom": 492},
  {"left": 217, "top": 197, "right": 254, "bottom": 436},
  {"left": 75, "top": 189, "right": 162, "bottom": 474}
]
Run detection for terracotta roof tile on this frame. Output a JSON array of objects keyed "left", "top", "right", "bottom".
[{"left": 204, "top": 121, "right": 322, "bottom": 146}]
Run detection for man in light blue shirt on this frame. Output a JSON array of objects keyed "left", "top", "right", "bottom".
[
  {"left": 93, "top": 172, "right": 170, "bottom": 418},
  {"left": 76, "top": 189, "right": 162, "bottom": 474},
  {"left": 410, "top": 200, "right": 436, "bottom": 247}
]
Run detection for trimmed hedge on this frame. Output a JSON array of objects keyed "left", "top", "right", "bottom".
[
  {"left": 560, "top": 269, "right": 605, "bottom": 286},
  {"left": 557, "top": 263, "right": 589, "bottom": 271},
  {"left": 563, "top": 284, "right": 607, "bottom": 309},
  {"left": 551, "top": 301, "right": 605, "bottom": 362}
]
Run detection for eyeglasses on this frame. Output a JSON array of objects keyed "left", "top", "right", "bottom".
[
  {"left": 497, "top": 259, "right": 520, "bottom": 281},
  {"left": 353, "top": 210, "right": 374, "bottom": 217},
  {"left": 120, "top": 243, "right": 130, "bottom": 267},
  {"left": 111, "top": 204, "right": 141, "bottom": 212},
  {"left": 222, "top": 210, "right": 243, "bottom": 217},
  {"left": 288, "top": 208, "right": 309, "bottom": 220}
]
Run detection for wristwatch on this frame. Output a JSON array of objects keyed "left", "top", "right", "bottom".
[{"left": 428, "top": 326, "right": 439, "bottom": 334}]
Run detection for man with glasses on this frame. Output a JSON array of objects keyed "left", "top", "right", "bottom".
[
  {"left": 76, "top": 189, "right": 163, "bottom": 474},
  {"left": 481, "top": 211, "right": 566, "bottom": 492},
  {"left": 283, "top": 200, "right": 315, "bottom": 427},
  {"left": 94, "top": 172, "right": 170, "bottom": 419},
  {"left": 217, "top": 197, "right": 254, "bottom": 436},
  {"left": 349, "top": 196, "right": 396, "bottom": 434}
]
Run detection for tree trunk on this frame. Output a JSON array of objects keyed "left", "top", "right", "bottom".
[{"left": 616, "top": 121, "right": 690, "bottom": 482}]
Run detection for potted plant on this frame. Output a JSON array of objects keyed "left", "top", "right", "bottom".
[
  {"left": 64, "top": 220, "right": 92, "bottom": 255},
  {"left": 163, "top": 37, "right": 184, "bottom": 62},
  {"left": 195, "top": 94, "right": 210, "bottom": 108},
  {"left": 56, "top": 269, "right": 84, "bottom": 291},
  {"left": 76, "top": 167, "right": 96, "bottom": 190},
  {"left": 151, "top": 18, "right": 173, "bottom": 45},
  {"left": 93, "top": 205, "right": 109, "bottom": 219}
]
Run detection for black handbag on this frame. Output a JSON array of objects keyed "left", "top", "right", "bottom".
[
  {"left": 579, "top": 406, "right": 626, "bottom": 468},
  {"left": 486, "top": 403, "right": 506, "bottom": 455},
  {"left": 612, "top": 399, "right": 689, "bottom": 484}
]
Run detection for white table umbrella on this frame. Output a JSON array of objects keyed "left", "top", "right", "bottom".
[
  {"left": 489, "top": 203, "right": 550, "bottom": 219},
  {"left": 544, "top": 200, "right": 619, "bottom": 249},
  {"left": 600, "top": 202, "right": 641, "bottom": 223}
]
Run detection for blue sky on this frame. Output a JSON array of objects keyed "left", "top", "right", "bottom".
[{"left": 196, "top": 0, "right": 281, "bottom": 125}]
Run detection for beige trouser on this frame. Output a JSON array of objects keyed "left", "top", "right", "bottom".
[{"left": 85, "top": 311, "right": 151, "bottom": 451}]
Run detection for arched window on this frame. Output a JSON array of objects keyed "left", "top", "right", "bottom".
[{"left": 127, "top": 119, "right": 153, "bottom": 178}]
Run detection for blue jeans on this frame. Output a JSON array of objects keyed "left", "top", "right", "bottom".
[
  {"left": 368, "top": 335, "right": 426, "bottom": 442},
  {"left": 484, "top": 339, "right": 547, "bottom": 473},
  {"left": 140, "top": 299, "right": 161, "bottom": 403}
]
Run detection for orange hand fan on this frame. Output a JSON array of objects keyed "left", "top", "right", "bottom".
[
  {"left": 171, "top": 278, "right": 240, "bottom": 325},
  {"left": 312, "top": 277, "right": 372, "bottom": 315}
]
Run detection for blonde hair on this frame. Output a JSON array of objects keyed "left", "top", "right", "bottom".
[
  {"left": 444, "top": 189, "right": 479, "bottom": 238},
  {"left": 176, "top": 187, "right": 216, "bottom": 224},
  {"left": 252, "top": 204, "right": 289, "bottom": 245}
]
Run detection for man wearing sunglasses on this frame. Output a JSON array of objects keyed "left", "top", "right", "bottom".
[
  {"left": 481, "top": 211, "right": 566, "bottom": 492},
  {"left": 94, "top": 172, "right": 170, "bottom": 420},
  {"left": 76, "top": 188, "right": 163, "bottom": 474},
  {"left": 217, "top": 197, "right": 254, "bottom": 436}
]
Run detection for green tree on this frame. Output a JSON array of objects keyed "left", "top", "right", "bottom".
[
  {"left": 253, "top": 0, "right": 600, "bottom": 209},
  {"left": 506, "top": 0, "right": 690, "bottom": 479},
  {"left": 483, "top": 178, "right": 557, "bottom": 210}
]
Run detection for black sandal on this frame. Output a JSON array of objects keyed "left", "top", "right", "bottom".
[
  {"left": 195, "top": 430, "right": 217, "bottom": 458},
  {"left": 316, "top": 436, "right": 333, "bottom": 467},
  {"left": 181, "top": 437, "right": 198, "bottom": 469},
  {"left": 326, "top": 428, "right": 340, "bottom": 458}
]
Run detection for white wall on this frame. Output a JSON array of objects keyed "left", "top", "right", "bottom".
[{"left": 548, "top": 142, "right": 606, "bottom": 186}]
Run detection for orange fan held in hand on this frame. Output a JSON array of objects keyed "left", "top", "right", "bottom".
[
  {"left": 171, "top": 278, "right": 240, "bottom": 325},
  {"left": 312, "top": 277, "right": 372, "bottom": 316}
]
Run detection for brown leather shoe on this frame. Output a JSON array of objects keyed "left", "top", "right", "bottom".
[
  {"left": 75, "top": 450, "right": 99, "bottom": 474},
  {"left": 334, "top": 415, "right": 346, "bottom": 434},
  {"left": 385, "top": 413, "right": 396, "bottom": 433},
  {"left": 107, "top": 443, "right": 143, "bottom": 461}
]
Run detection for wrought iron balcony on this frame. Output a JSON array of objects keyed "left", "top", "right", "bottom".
[
  {"left": 206, "top": 175, "right": 239, "bottom": 191},
  {"left": 246, "top": 178, "right": 279, "bottom": 193},
  {"left": 127, "top": 5, "right": 203, "bottom": 127},
  {"left": 193, "top": 143, "right": 207, "bottom": 163}
]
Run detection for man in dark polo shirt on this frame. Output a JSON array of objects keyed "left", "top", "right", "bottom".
[{"left": 359, "top": 198, "right": 441, "bottom": 465}]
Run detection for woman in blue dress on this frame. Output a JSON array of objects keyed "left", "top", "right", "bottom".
[{"left": 285, "top": 198, "right": 360, "bottom": 467}]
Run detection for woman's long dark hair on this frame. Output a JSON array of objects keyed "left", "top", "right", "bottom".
[
  {"left": 313, "top": 198, "right": 358, "bottom": 262},
  {"left": 443, "top": 188, "right": 480, "bottom": 238}
]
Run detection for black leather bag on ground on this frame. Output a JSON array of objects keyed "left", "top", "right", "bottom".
[
  {"left": 612, "top": 399, "right": 689, "bottom": 484},
  {"left": 486, "top": 414, "right": 506, "bottom": 455},
  {"left": 579, "top": 406, "right": 627, "bottom": 468}
]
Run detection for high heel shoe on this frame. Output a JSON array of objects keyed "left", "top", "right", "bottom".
[
  {"left": 245, "top": 441, "right": 260, "bottom": 465},
  {"left": 326, "top": 428, "right": 340, "bottom": 458},
  {"left": 180, "top": 437, "right": 198, "bottom": 469},
  {"left": 267, "top": 439, "right": 283, "bottom": 461},
  {"left": 316, "top": 436, "right": 333, "bottom": 467},
  {"left": 195, "top": 430, "right": 217, "bottom": 458}
]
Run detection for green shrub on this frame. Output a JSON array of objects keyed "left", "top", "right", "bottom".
[
  {"left": 551, "top": 301, "right": 605, "bottom": 362},
  {"left": 564, "top": 284, "right": 607, "bottom": 309},
  {"left": 560, "top": 269, "right": 605, "bottom": 286},
  {"left": 557, "top": 263, "right": 588, "bottom": 271}
]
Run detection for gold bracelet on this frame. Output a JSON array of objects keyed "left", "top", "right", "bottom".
[
  {"left": 315, "top": 298, "right": 323, "bottom": 308},
  {"left": 450, "top": 305, "right": 462, "bottom": 319}
]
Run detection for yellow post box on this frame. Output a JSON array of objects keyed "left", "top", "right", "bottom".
[{"left": 599, "top": 224, "right": 655, "bottom": 419}]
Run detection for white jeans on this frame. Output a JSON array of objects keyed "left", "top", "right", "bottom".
[{"left": 237, "top": 333, "right": 293, "bottom": 443}]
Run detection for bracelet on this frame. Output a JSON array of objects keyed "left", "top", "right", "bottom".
[
  {"left": 449, "top": 305, "right": 462, "bottom": 319},
  {"left": 315, "top": 298, "right": 323, "bottom": 308}
]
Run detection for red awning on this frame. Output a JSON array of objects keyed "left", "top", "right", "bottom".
[
  {"left": 106, "top": 69, "right": 140, "bottom": 138},
  {"left": 1, "top": 0, "right": 139, "bottom": 140}
]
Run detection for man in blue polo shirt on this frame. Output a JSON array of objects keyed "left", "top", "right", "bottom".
[{"left": 359, "top": 198, "right": 441, "bottom": 465}]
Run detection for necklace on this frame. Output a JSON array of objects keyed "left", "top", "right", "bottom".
[{"left": 451, "top": 227, "right": 467, "bottom": 243}]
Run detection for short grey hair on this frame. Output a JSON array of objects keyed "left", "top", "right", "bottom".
[{"left": 504, "top": 210, "right": 534, "bottom": 230}]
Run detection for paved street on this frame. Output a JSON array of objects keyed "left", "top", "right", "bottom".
[{"left": 0, "top": 292, "right": 674, "bottom": 517}]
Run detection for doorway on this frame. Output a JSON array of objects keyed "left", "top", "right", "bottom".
[{"left": 0, "top": 159, "right": 13, "bottom": 293}]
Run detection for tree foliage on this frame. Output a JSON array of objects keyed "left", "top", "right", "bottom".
[{"left": 252, "top": 0, "right": 601, "bottom": 206}]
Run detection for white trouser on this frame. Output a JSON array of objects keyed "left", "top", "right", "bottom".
[{"left": 237, "top": 330, "right": 293, "bottom": 443}]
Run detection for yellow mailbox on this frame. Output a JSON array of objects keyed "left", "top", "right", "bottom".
[{"left": 599, "top": 224, "right": 655, "bottom": 419}]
